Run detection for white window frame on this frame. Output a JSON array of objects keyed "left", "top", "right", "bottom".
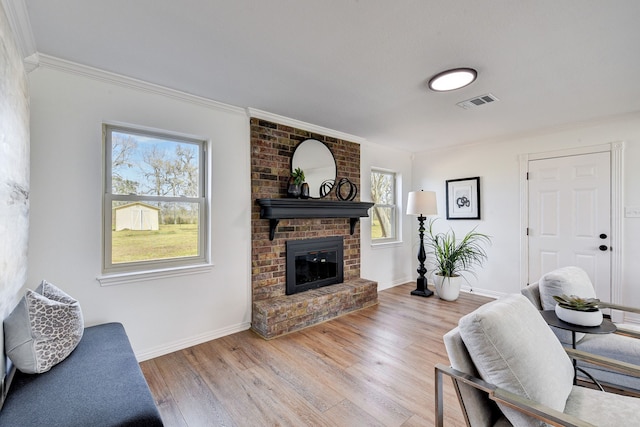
[
  {"left": 371, "top": 168, "right": 399, "bottom": 244},
  {"left": 102, "top": 123, "right": 208, "bottom": 277}
]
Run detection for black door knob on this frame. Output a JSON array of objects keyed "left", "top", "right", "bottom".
[
  {"left": 599, "top": 245, "right": 608, "bottom": 251},
  {"left": 600, "top": 233, "right": 608, "bottom": 239}
]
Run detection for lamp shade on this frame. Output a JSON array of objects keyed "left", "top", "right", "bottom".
[{"left": 407, "top": 190, "right": 437, "bottom": 216}]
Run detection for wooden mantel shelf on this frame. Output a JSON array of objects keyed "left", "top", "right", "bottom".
[{"left": 256, "top": 198, "right": 374, "bottom": 240}]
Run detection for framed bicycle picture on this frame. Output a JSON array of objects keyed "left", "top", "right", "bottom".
[{"left": 446, "top": 177, "right": 480, "bottom": 219}]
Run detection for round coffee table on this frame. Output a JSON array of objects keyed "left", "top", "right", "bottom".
[{"left": 540, "top": 310, "right": 616, "bottom": 388}]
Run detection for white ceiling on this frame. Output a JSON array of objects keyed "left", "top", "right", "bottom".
[{"left": 19, "top": 0, "right": 640, "bottom": 152}]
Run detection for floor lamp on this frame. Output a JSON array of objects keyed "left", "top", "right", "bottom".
[{"left": 407, "top": 190, "right": 438, "bottom": 297}]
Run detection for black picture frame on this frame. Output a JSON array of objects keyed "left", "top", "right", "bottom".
[{"left": 446, "top": 177, "right": 480, "bottom": 220}]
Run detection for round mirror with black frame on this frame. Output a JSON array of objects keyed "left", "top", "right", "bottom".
[{"left": 291, "top": 139, "right": 337, "bottom": 199}]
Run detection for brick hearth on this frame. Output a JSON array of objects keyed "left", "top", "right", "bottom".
[
  {"left": 252, "top": 279, "right": 378, "bottom": 338},
  {"left": 250, "top": 118, "right": 378, "bottom": 339}
]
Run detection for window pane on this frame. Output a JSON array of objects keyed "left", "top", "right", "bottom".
[
  {"left": 371, "top": 170, "right": 397, "bottom": 241},
  {"left": 371, "top": 206, "right": 395, "bottom": 239},
  {"left": 371, "top": 172, "right": 394, "bottom": 204},
  {"left": 111, "top": 131, "right": 200, "bottom": 197},
  {"left": 104, "top": 124, "right": 207, "bottom": 274},
  {"left": 111, "top": 201, "right": 200, "bottom": 264}
]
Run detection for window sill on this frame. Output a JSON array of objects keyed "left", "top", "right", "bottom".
[
  {"left": 371, "top": 240, "right": 403, "bottom": 249},
  {"left": 97, "top": 263, "right": 214, "bottom": 286}
]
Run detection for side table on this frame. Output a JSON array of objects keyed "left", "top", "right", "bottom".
[{"left": 540, "top": 310, "right": 616, "bottom": 389}]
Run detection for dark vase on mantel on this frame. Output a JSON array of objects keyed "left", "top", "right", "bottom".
[
  {"left": 287, "top": 177, "right": 301, "bottom": 198},
  {"left": 300, "top": 182, "right": 310, "bottom": 199}
]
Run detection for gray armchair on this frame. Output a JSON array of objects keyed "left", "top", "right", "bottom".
[
  {"left": 522, "top": 266, "right": 640, "bottom": 393},
  {"left": 436, "top": 293, "right": 640, "bottom": 427}
]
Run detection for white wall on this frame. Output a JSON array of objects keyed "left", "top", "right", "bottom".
[
  {"left": 0, "top": 4, "right": 30, "bottom": 385},
  {"left": 412, "top": 113, "right": 640, "bottom": 307},
  {"left": 360, "top": 142, "right": 415, "bottom": 291},
  {"left": 0, "top": 2, "right": 29, "bottom": 321},
  {"left": 28, "top": 61, "right": 251, "bottom": 360}
]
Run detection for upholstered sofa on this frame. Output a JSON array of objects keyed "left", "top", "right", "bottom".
[{"left": 0, "top": 322, "right": 163, "bottom": 426}]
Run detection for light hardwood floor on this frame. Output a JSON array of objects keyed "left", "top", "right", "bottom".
[{"left": 140, "top": 283, "right": 493, "bottom": 426}]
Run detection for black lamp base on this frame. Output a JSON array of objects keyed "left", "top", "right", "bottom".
[
  {"left": 411, "top": 214, "right": 433, "bottom": 298},
  {"left": 411, "top": 277, "right": 433, "bottom": 297},
  {"left": 411, "top": 289, "right": 434, "bottom": 297},
  {"left": 411, "top": 288, "right": 434, "bottom": 297}
]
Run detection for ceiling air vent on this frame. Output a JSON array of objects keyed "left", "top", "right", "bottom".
[{"left": 456, "top": 93, "right": 500, "bottom": 110}]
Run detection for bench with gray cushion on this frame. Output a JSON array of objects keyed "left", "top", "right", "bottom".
[
  {"left": 521, "top": 266, "right": 640, "bottom": 393},
  {"left": 0, "top": 322, "right": 163, "bottom": 426}
]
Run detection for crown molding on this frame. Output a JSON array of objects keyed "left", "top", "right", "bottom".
[
  {"left": 34, "top": 56, "right": 367, "bottom": 140},
  {"left": 1, "top": 0, "right": 36, "bottom": 58},
  {"left": 247, "top": 108, "right": 367, "bottom": 144},
  {"left": 37, "top": 54, "right": 246, "bottom": 115}
]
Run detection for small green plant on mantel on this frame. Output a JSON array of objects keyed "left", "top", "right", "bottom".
[
  {"left": 291, "top": 167, "right": 305, "bottom": 185},
  {"left": 553, "top": 294, "right": 601, "bottom": 312}
]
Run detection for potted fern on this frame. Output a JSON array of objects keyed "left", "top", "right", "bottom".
[
  {"left": 553, "top": 294, "right": 603, "bottom": 326},
  {"left": 425, "top": 220, "right": 491, "bottom": 301}
]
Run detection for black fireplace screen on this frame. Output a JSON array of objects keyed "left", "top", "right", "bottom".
[{"left": 286, "top": 237, "right": 344, "bottom": 295}]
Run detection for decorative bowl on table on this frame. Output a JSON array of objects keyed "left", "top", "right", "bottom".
[
  {"left": 553, "top": 294, "right": 603, "bottom": 327},
  {"left": 555, "top": 304, "right": 603, "bottom": 326}
]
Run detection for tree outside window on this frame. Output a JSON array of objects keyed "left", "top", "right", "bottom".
[{"left": 371, "top": 169, "right": 397, "bottom": 242}]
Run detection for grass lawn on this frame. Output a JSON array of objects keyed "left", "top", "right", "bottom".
[
  {"left": 371, "top": 219, "right": 383, "bottom": 239},
  {"left": 112, "top": 224, "right": 198, "bottom": 263}
]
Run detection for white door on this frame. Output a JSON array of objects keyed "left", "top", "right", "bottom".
[{"left": 528, "top": 152, "right": 611, "bottom": 300}]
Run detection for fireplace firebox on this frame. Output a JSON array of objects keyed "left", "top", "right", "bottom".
[{"left": 286, "top": 237, "right": 344, "bottom": 295}]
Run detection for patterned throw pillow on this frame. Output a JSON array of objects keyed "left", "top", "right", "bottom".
[{"left": 3, "top": 280, "right": 84, "bottom": 374}]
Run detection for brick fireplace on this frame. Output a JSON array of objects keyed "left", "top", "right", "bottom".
[{"left": 250, "top": 118, "right": 378, "bottom": 339}]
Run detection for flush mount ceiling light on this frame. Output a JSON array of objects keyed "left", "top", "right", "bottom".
[{"left": 428, "top": 68, "right": 477, "bottom": 92}]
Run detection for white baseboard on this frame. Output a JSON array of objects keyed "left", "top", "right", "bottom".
[
  {"left": 135, "top": 321, "right": 252, "bottom": 362},
  {"left": 621, "top": 312, "right": 640, "bottom": 327},
  {"left": 378, "top": 276, "right": 413, "bottom": 292},
  {"left": 459, "top": 286, "right": 504, "bottom": 300}
]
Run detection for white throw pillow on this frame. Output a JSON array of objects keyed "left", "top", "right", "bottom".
[
  {"left": 538, "top": 267, "right": 597, "bottom": 344},
  {"left": 459, "top": 294, "right": 574, "bottom": 427},
  {"left": 3, "top": 280, "right": 84, "bottom": 374},
  {"left": 539, "top": 266, "right": 597, "bottom": 310}
]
